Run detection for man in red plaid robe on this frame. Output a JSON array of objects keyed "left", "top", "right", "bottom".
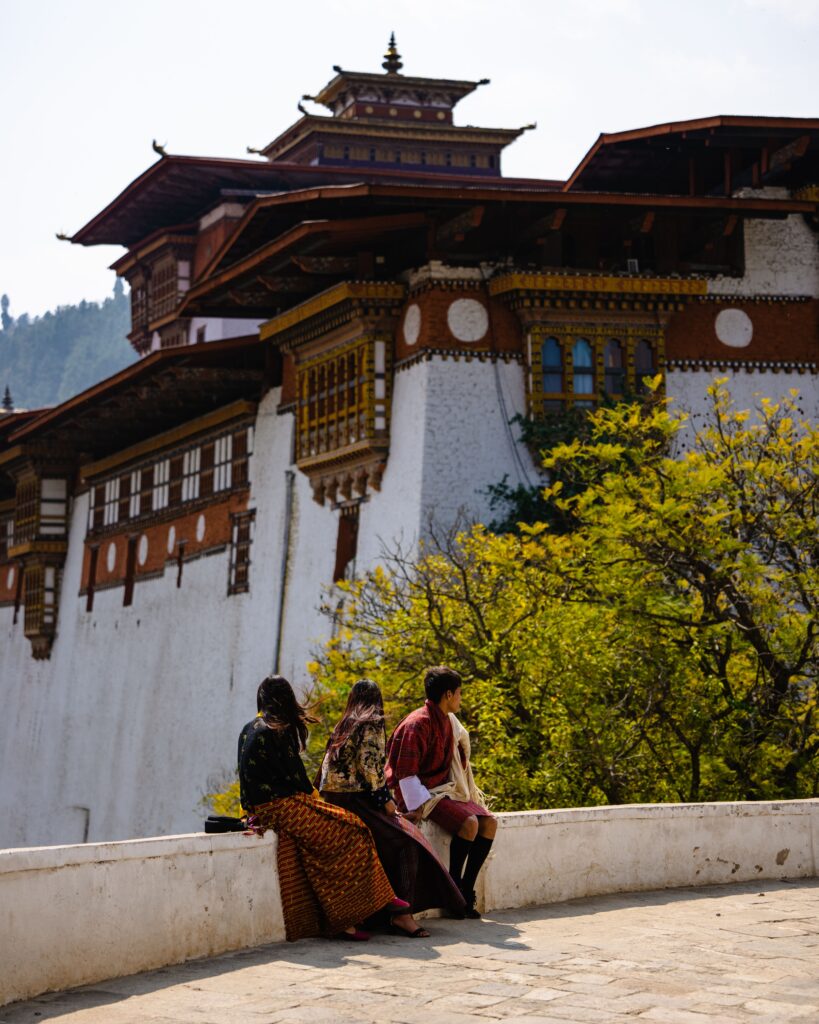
[{"left": 386, "top": 666, "right": 496, "bottom": 918}]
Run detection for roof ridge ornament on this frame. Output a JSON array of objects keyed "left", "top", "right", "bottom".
[{"left": 382, "top": 32, "right": 403, "bottom": 75}]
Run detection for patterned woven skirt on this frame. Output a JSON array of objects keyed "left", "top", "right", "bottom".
[{"left": 248, "top": 792, "right": 395, "bottom": 941}]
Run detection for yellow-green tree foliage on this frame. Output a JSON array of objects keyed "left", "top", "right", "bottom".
[{"left": 309, "top": 382, "right": 819, "bottom": 809}]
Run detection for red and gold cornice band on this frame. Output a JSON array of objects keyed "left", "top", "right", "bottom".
[
  {"left": 489, "top": 270, "right": 708, "bottom": 309},
  {"left": 260, "top": 281, "right": 407, "bottom": 348}
]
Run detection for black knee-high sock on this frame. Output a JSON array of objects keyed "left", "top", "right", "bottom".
[
  {"left": 461, "top": 834, "right": 493, "bottom": 893},
  {"left": 449, "top": 835, "right": 472, "bottom": 885}
]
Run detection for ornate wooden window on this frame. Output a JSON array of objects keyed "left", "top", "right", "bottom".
[
  {"left": 152, "top": 459, "right": 170, "bottom": 511},
  {"left": 537, "top": 337, "right": 564, "bottom": 412},
  {"left": 297, "top": 337, "right": 388, "bottom": 462},
  {"left": 85, "top": 420, "right": 254, "bottom": 539},
  {"left": 604, "top": 339, "right": 625, "bottom": 397},
  {"left": 14, "top": 476, "right": 40, "bottom": 545},
  {"left": 149, "top": 254, "right": 180, "bottom": 322},
  {"left": 572, "top": 338, "right": 595, "bottom": 408},
  {"left": 23, "top": 563, "right": 44, "bottom": 636},
  {"left": 130, "top": 277, "right": 147, "bottom": 329},
  {"left": 129, "top": 470, "right": 142, "bottom": 518},
  {"left": 228, "top": 509, "right": 256, "bottom": 595},
  {"left": 0, "top": 511, "right": 13, "bottom": 561},
  {"left": 103, "top": 478, "right": 120, "bottom": 527},
  {"left": 182, "top": 447, "right": 201, "bottom": 502},
  {"left": 528, "top": 325, "right": 665, "bottom": 415},
  {"left": 214, "top": 435, "right": 233, "bottom": 492},
  {"left": 23, "top": 561, "right": 59, "bottom": 655}
]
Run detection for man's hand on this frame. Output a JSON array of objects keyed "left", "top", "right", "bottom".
[
  {"left": 384, "top": 799, "right": 398, "bottom": 817},
  {"left": 404, "top": 808, "right": 423, "bottom": 824}
]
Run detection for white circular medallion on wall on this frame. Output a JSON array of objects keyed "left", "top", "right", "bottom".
[
  {"left": 137, "top": 534, "right": 149, "bottom": 567},
  {"left": 6, "top": 566, "right": 14, "bottom": 590},
  {"left": 167, "top": 525, "right": 176, "bottom": 555},
  {"left": 196, "top": 514, "right": 206, "bottom": 543},
  {"left": 447, "top": 298, "right": 489, "bottom": 343},
  {"left": 715, "top": 308, "right": 753, "bottom": 348},
  {"left": 106, "top": 541, "right": 117, "bottom": 573},
  {"left": 403, "top": 303, "right": 421, "bottom": 346}
]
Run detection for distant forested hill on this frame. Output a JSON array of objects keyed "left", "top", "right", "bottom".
[{"left": 0, "top": 282, "right": 135, "bottom": 411}]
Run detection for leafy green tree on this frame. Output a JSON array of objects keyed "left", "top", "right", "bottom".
[{"left": 304, "top": 381, "right": 819, "bottom": 809}]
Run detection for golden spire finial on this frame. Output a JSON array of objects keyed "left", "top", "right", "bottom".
[{"left": 382, "top": 32, "right": 403, "bottom": 74}]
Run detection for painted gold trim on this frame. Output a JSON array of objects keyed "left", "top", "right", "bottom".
[
  {"left": 82, "top": 399, "right": 257, "bottom": 481},
  {"left": 489, "top": 272, "right": 708, "bottom": 298},
  {"left": 261, "top": 282, "right": 406, "bottom": 341},
  {"left": 8, "top": 540, "right": 68, "bottom": 558},
  {"left": 794, "top": 185, "right": 819, "bottom": 203}
]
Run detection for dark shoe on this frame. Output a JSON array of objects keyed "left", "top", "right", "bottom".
[{"left": 460, "top": 888, "right": 481, "bottom": 919}]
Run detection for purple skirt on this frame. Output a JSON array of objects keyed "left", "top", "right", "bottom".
[{"left": 321, "top": 791, "right": 465, "bottom": 915}]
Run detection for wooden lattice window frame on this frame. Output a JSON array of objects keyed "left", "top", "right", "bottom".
[
  {"left": 130, "top": 273, "right": 148, "bottom": 330},
  {"left": 84, "top": 421, "right": 254, "bottom": 538},
  {"left": 14, "top": 476, "right": 40, "bottom": 546},
  {"left": 228, "top": 510, "right": 256, "bottom": 595},
  {"left": 23, "top": 562, "right": 44, "bottom": 638},
  {"left": 0, "top": 512, "right": 12, "bottom": 561},
  {"left": 528, "top": 325, "right": 665, "bottom": 417},
  {"left": 296, "top": 336, "right": 389, "bottom": 462},
  {"left": 149, "top": 254, "right": 180, "bottom": 322}
]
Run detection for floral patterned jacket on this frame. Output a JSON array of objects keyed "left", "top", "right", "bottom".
[{"left": 319, "top": 720, "right": 392, "bottom": 808}]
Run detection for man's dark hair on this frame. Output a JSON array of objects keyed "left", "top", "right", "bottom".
[{"left": 424, "top": 665, "right": 462, "bottom": 704}]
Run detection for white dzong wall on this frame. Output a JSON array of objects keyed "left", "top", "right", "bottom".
[
  {"left": 1, "top": 201, "right": 816, "bottom": 849},
  {"left": 0, "top": 389, "right": 314, "bottom": 846}
]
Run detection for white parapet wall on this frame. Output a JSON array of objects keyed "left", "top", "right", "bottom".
[{"left": 2, "top": 799, "right": 818, "bottom": 1006}]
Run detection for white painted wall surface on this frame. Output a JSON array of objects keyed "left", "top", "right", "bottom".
[
  {"left": 3, "top": 800, "right": 818, "bottom": 1007},
  {"left": 418, "top": 356, "right": 541, "bottom": 527},
  {"left": 668, "top": 368, "right": 819, "bottom": 427},
  {"left": 0, "top": 389, "right": 309, "bottom": 848},
  {"left": 355, "top": 359, "right": 430, "bottom": 570},
  {"left": 272, "top": 463, "right": 338, "bottom": 685},
  {"left": 188, "top": 317, "right": 263, "bottom": 344},
  {"left": 709, "top": 191, "right": 819, "bottom": 298}
]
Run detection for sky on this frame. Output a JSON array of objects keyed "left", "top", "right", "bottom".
[{"left": 2, "top": 0, "right": 818, "bottom": 319}]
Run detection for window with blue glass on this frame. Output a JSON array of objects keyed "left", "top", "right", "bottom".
[
  {"left": 541, "top": 337, "right": 564, "bottom": 411},
  {"left": 572, "top": 338, "right": 595, "bottom": 406}
]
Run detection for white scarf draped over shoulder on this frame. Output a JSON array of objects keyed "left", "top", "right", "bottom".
[{"left": 421, "top": 713, "right": 488, "bottom": 819}]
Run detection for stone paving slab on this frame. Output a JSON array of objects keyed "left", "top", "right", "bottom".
[{"left": 2, "top": 881, "right": 819, "bottom": 1024}]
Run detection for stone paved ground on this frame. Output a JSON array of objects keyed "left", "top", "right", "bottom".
[{"left": 3, "top": 881, "right": 819, "bottom": 1024}]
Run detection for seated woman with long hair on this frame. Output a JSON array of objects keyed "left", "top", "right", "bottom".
[
  {"left": 319, "top": 679, "right": 465, "bottom": 935},
  {"left": 239, "top": 675, "right": 412, "bottom": 942}
]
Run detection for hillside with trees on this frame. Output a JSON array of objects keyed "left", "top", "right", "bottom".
[{"left": 0, "top": 282, "right": 134, "bottom": 411}]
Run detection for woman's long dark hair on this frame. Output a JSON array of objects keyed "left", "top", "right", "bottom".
[
  {"left": 256, "top": 675, "right": 318, "bottom": 751},
  {"left": 326, "top": 679, "right": 385, "bottom": 761}
]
